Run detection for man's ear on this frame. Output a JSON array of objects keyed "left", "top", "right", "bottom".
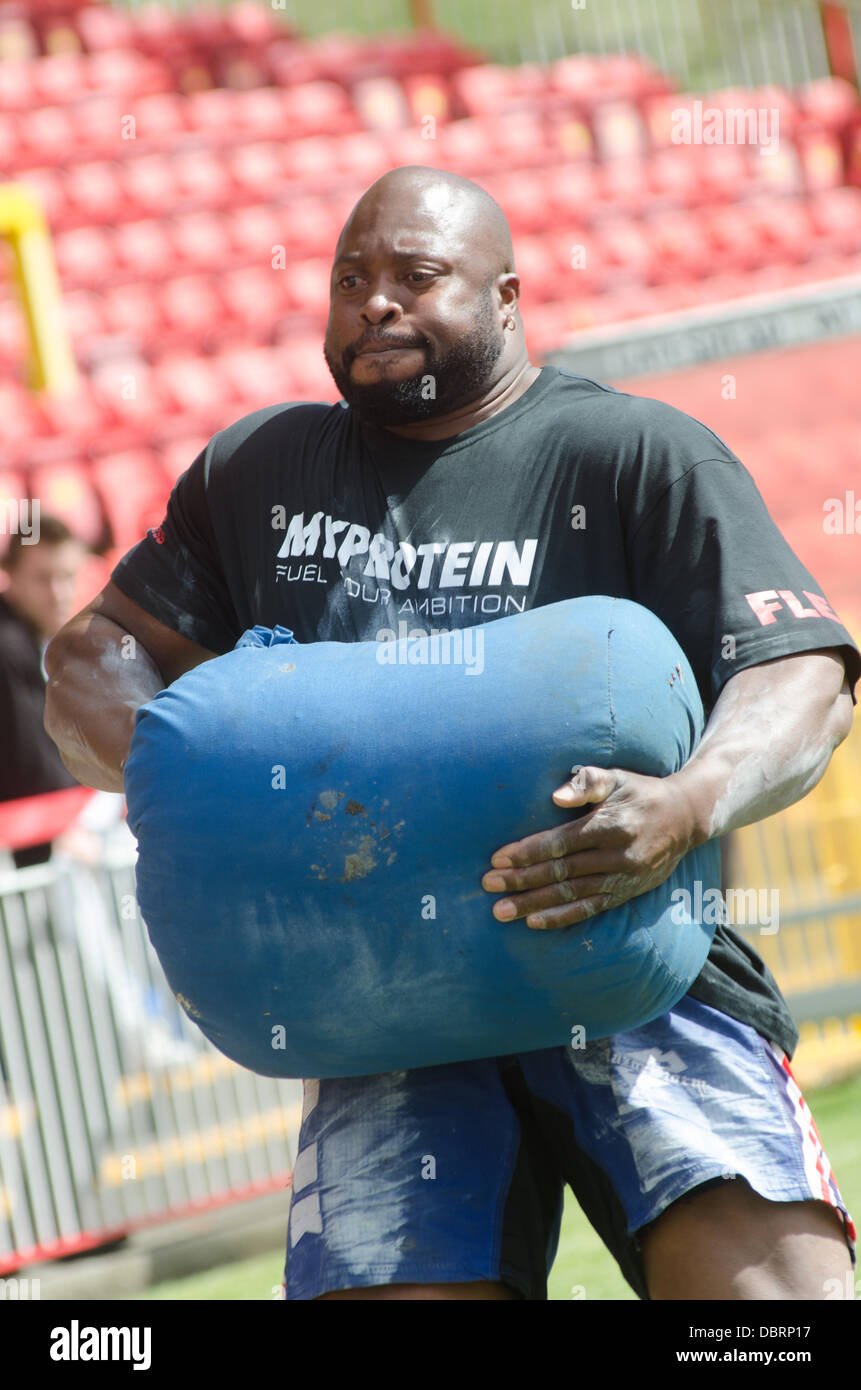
[{"left": 498, "top": 272, "right": 521, "bottom": 310}]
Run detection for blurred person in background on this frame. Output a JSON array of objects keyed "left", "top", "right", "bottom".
[
  {"left": 0, "top": 515, "right": 88, "bottom": 868},
  {"left": 0, "top": 515, "right": 194, "bottom": 1071}
]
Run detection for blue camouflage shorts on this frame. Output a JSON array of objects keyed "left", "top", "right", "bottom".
[{"left": 283, "top": 994, "right": 856, "bottom": 1300}]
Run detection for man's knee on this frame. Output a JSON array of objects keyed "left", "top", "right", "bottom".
[
  {"left": 314, "top": 1279, "right": 520, "bottom": 1301},
  {"left": 641, "top": 1177, "right": 853, "bottom": 1300}
]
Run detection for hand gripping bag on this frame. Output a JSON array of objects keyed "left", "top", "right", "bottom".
[{"left": 124, "top": 596, "right": 722, "bottom": 1078}]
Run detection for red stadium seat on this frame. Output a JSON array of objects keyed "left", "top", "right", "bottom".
[
  {"left": 229, "top": 203, "right": 288, "bottom": 260},
  {"left": 34, "top": 386, "right": 114, "bottom": 445},
  {"left": 277, "top": 197, "right": 338, "bottom": 256},
  {"left": 227, "top": 86, "right": 287, "bottom": 139},
  {"left": 706, "top": 204, "right": 767, "bottom": 273},
  {"left": 0, "top": 295, "right": 27, "bottom": 364},
  {"left": 63, "top": 161, "right": 125, "bottom": 226},
  {"left": 799, "top": 77, "right": 859, "bottom": 133},
  {"left": 545, "top": 110, "right": 595, "bottom": 163},
  {"left": 226, "top": 142, "right": 286, "bottom": 198},
  {"left": 540, "top": 229, "right": 602, "bottom": 294},
  {"left": 401, "top": 72, "right": 453, "bottom": 126},
  {"left": 384, "top": 127, "right": 436, "bottom": 169},
  {"left": 795, "top": 120, "right": 847, "bottom": 191},
  {"left": 0, "top": 468, "right": 28, "bottom": 516},
  {"left": 545, "top": 163, "right": 600, "bottom": 223},
  {"left": 100, "top": 285, "right": 161, "bottom": 349},
  {"left": 33, "top": 52, "right": 88, "bottom": 106},
  {"left": 90, "top": 449, "right": 171, "bottom": 551},
  {"left": 746, "top": 196, "right": 813, "bottom": 264},
  {"left": 0, "top": 60, "right": 37, "bottom": 113},
  {"left": 159, "top": 274, "right": 224, "bottom": 339},
  {"left": 596, "top": 218, "right": 654, "bottom": 283},
  {"left": 74, "top": 5, "right": 137, "bottom": 54},
  {"left": 224, "top": 1, "right": 282, "bottom": 45},
  {"left": 61, "top": 287, "right": 108, "bottom": 349},
  {"left": 485, "top": 170, "right": 554, "bottom": 236},
  {"left": 0, "top": 113, "right": 20, "bottom": 172},
  {"left": 646, "top": 147, "right": 706, "bottom": 208},
  {"left": 808, "top": 187, "right": 861, "bottom": 254},
  {"left": 171, "top": 148, "right": 232, "bottom": 206},
  {"left": 220, "top": 265, "right": 288, "bottom": 330},
  {"left": 592, "top": 101, "right": 648, "bottom": 161},
  {"left": 122, "top": 155, "right": 181, "bottom": 218},
  {"left": 152, "top": 352, "right": 240, "bottom": 418},
  {"left": 15, "top": 167, "right": 67, "bottom": 229},
  {"left": 352, "top": 76, "right": 411, "bottom": 133},
  {"left": 332, "top": 132, "right": 391, "bottom": 185},
  {"left": 86, "top": 50, "right": 171, "bottom": 100},
  {"left": 643, "top": 210, "right": 713, "bottom": 283},
  {"left": 18, "top": 104, "right": 69, "bottom": 167},
  {"left": 280, "top": 81, "right": 356, "bottom": 138},
  {"left": 131, "top": 91, "right": 191, "bottom": 144},
  {"left": 90, "top": 357, "right": 169, "bottom": 429},
  {"left": 450, "top": 65, "right": 522, "bottom": 117},
  {"left": 31, "top": 461, "right": 106, "bottom": 547},
  {"left": 696, "top": 146, "right": 752, "bottom": 203},
  {"left": 286, "top": 259, "right": 331, "bottom": 315},
  {"left": 509, "top": 236, "right": 558, "bottom": 303},
  {"left": 275, "top": 339, "right": 336, "bottom": 400},
  {"left": 111, "top": 218, "right": 173, "bottom": 280},
  {"left": 282, "top": 135, "right": 340, "bottom": 186},
  {"left": 219, "top": 345, "right": 291, "bottom": 406},
  {"left": 169, "top": 210, "right": 234, "bottom": 271},
  {"left": 435, "top": 117, "right": 495, "bottom": 172},
  {"left": 492, "top": 112, "right": 550, "bottom": 167},
  {"left": 158, "top": 434, "right": 210, "bottom": 483},
  {"left": 71, "top": 95, "right": 132, "bottom": 162},
  {"left": 598, "top": 158, "right": 652, "bottom": 216},
  {"left": 53, "top": 226, "right": 117, "bottom": 289}
]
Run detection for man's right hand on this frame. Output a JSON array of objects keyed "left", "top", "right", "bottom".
[{"left": 44, "top": 580, "right": 218, "bottom": 792}]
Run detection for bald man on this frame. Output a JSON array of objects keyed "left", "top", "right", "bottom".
[{"left": 45, "top": 167, "right": 859, "bottom": 1301}]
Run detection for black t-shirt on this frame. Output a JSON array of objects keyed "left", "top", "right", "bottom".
[{"left": 112, "top": 366, "right": 861, "bottom": 1060}]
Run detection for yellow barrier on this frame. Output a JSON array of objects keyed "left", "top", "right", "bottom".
[
  {"left": 0, "top": 182, "right": 77, "bottom": 394},
  {"left": 729, "top": 636, "right": 861, "bottom": 1088}
]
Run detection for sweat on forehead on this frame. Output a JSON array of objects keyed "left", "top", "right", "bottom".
[{"left": 335, "top": 166, "right": 514, "bottom": 270}]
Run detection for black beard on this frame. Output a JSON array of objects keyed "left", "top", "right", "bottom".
[{"left": 324, "top": 308, "right": 505, "bottom": 428}]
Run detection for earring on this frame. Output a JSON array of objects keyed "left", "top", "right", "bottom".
[{"left": 504, "top": 313, "right": 516, "bottom": 331}]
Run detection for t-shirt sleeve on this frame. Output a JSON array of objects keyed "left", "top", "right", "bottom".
[
  {"left": 624, "top": 445, "right": 861, "bottom": 711},
  {"left": 110, "top": 444, "right": 241, "bottom": 654}
]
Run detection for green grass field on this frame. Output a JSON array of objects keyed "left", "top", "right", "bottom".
[{"left": 123, "top": 1070, "right": 861, "bottom": 1301}]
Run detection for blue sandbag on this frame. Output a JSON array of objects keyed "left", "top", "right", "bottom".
[{"left": 124, "top": 596, "right": 722, "bottom": 1079}]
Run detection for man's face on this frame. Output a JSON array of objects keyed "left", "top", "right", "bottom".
[
  {"left": 324, "top": 190, "right": 506, "bottom": 427},
  {"left": 4, "top": 541, "right": 86, "bottom": 638}
]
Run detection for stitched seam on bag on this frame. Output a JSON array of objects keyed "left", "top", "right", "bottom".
[
  {"left": 641, "top": 914, "right": 691, "bottom": 988},
  {"left": 607, "top": 599, "right": 617, "bottom": 763}
]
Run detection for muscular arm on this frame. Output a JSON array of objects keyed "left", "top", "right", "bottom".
[
  {"left": 44, "top": 581, "right": 219, "bottom": 793},
  {"left": 481, "top": 649, "right": 854, "bottom": 928},
  {"left": 666, "top": 649, "right": 853, "bottom": 844}
]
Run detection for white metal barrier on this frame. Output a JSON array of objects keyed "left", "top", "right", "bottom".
[{"left": 0, "top": 819, "right": 302, "bottom": 1273}]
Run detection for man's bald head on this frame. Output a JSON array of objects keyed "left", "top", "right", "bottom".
[{"left": 335, "top": 166, "right": 515, "bottom": 285}]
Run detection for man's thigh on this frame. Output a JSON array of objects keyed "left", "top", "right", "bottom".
[
  {"left": 642, "top": 1175, "right": 853, "bottom": 1300},
  {"left": 283, "top": 1061, "right": 563, "bottom": 1301},
  {"left": 514, "top": 995, "right": 857, "bottom": 1300}
]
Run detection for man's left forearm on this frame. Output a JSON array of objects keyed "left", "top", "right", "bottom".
[{"left": 670, "top": 648, "right": 853, "bottom": 849}]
